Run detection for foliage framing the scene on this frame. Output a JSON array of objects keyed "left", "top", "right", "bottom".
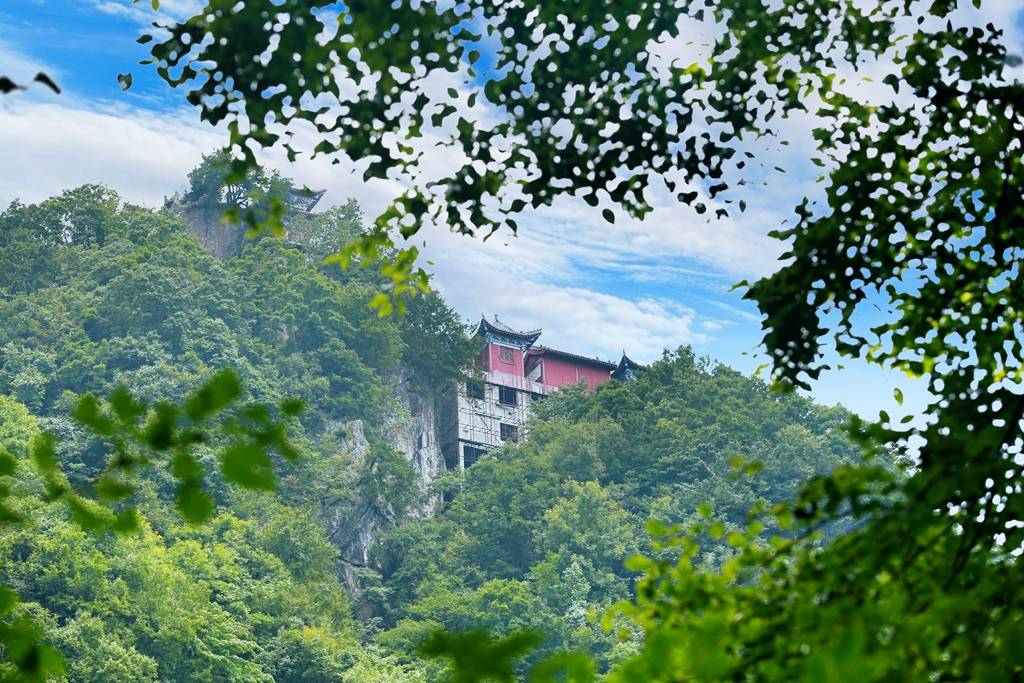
[{"left": 135, "top": 0, "right": 1024, "bottom": 680}]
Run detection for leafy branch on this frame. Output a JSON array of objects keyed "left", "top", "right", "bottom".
[{"left": 0, "top": 369, "right": 303, "bottom": 680}]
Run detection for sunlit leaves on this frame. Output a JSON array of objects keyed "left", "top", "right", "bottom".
[
  {"left": 34, "top": 369, "right": 302, "bottom": 529},
  {"left": 0, "top": 370, "right": 304, "bottom": 677},
  {"left": 141, "top": 0, "right": 920, "bottom": 311}
]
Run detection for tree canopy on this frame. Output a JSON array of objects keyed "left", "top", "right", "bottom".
[
  {"left": 372, "top": 349, "right": 863, "bottom": 676},
  {"left": 135, "top": 0, "right": 1024, "bottom": 680},
  {"left": 1, "top": 0, "right": 1021, "bottom": 679},
  {"left": 0, "top": 181, "right": 475, "bottom": 680}
]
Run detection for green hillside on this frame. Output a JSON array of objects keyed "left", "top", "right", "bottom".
[{"left": 0, "top": 184, "right": 863, "bottom": 681}]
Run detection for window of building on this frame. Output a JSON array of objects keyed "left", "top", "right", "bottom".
[
  {"left": 526, "top": 362, "right": 542, "bottom": 382},
  {"left": 463, "top": 445, "right": 487, "bottom": 468},
  {"left": 466, "top": 380, "right": 485, "bottom": 400},
  {"left": 530, "top": 392, "right": 545, "bottom": 402},
  {"left": 499, "top": 346, "right": 514, "bottom": 364},
  {"left": 500, "top": 423, "right": 519, "bottom": 442},
  {"left": 498, "top": 385, "right": 517, "bottom": 406}
]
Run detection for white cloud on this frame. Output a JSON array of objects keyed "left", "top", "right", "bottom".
[
  {"left": 92, "top": 0, "right": 204, "bottom": 25},
  {"left": 418, "top": 219, "right": 719, "bottom": 362},
  {"left": 0, "top": 101, "right": 218, "bottom": 207},
  {"left": 5, "top": 0, "right": 1022, "bottom": 418},
  {"left": 0, "top": 96, "right": 728, "bottom": 364}
]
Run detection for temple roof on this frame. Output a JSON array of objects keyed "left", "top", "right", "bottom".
[
  {"left": 526, "top": 346, "right": 616, "bottom": 370},
  {"left": 475, "top": 315, "right": 543, "bottom": 347},
  {"left": 611, "top": 352, "right": 644, "bottom": 380},
  {"left": 288, "top": 188, "right": 327, "bottom": 215}
]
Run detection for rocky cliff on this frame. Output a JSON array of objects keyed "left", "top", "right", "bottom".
[
  {"left": 384, "top": 377, "right": 446, "bottom": 518},
  {"left": 168, "top": 200, "right": 248, "bottom": 258},
  {"left": 325, "top": 372, "right": 447, "bottom": 600},
  {"left": 171, "top": 202, "right": 449, "bottom": 606}
]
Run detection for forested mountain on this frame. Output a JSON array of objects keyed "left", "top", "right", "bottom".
[
  {"left": 372, "top": 352, "right": 862, "bottom": 675},
  {"left": 0, "top": 182, "right": 865, "bottom": 681},
  {"left": 0, "top": 182, "right": 465, "bottom": 681}
]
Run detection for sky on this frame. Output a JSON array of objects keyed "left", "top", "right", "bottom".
[{"left": 2, "top": 0, "right": 1023, "bottom": 421}]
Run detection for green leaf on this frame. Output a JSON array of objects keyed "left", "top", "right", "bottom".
[
  {"left": 0, "top": 449, "right": 16, "bottom": 477},
  {"left": 30, "top": 433, "right": 58, "bottom": 474},
  {"left": 72, "top": 394, "right": 115, "bottom": 436},
  {"left": 419, "top": 629, "right": 543, "bottom": 682},
  {"left": 646, "top": 518, "right": 667, "bottom": 536},
  {"left": 743, "top": 460, "right": 764, "bottom": 476},
  {"left": 221, "top": 443, "right": 275, "bottom": 491},
  {"left": 727, "top": 531, "right": 746, "bottom": 548},
  {"left": 623, "top": 554, "right": 651, "bottom": 572},
  {"left": 95, "top": 475, "right": 134, "bottom": 501},
  {"left": 113, "top": 509, "right": 142, "bottom": 534},
  {"left": 0, "top": 585, "right": 20, "bottom": 615},
  {"left": 279, "top": 397, "right": 305, "bottom": 417},
  {"left": 109, "top": 386, "right": 144, "bottom": 422},
  {"left": 529, "top": 651, "right": 596, "bottom": 683},
  {"left": 171, "top": 450, "right": 203, "bottom": 481},
  {"left": 66, "top": 496, "right": 112, "bottom": 532},
  {"left": 144, "top": 404, "right": 177, "bottom": 450},
  {"left": 185, "top": 369, "right": 241, "bottom": 421},
  {"left": 177, "top": 480, "right": 213, "bottom": 524}
]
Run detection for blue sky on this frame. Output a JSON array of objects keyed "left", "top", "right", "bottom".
[{"left": 3, "top": 0, "right": 1022, "bottom": 420}]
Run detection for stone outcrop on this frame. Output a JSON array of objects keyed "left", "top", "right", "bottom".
[
  {"left": 383, "top": 376, "right": 445, "bottom": 517},
  {"left": 170, "top": 198, "right": 446, "bottom": 606},
  {"left": 323, "top": 419, "right": 379, "bottom": 596},
  {"left": 325, "top": 372, "right": 446, "bottom": 599},
  {"left": 168, "top": 200, "right": 247, "bottom": 258}
]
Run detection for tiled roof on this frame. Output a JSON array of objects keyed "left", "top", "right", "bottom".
[
  {"left": 289, "top": 188, "right": 327, "bottom": 214},
  {"left": 476, "top": 315, "right": 542, "bottom": 344},
  {"left": 611, "top": 352, "right": 644, "bottom": 379},
  {"left": 527, "top": 346, "right": 616, "bottom": 370}
]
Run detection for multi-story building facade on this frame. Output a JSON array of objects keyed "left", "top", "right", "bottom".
[{"left": 439, "top": 316, "right": 637, "bottom": 471}]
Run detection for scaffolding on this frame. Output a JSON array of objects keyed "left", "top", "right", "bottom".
[{"left": 439, "top": 372, "right": 548, "bottom": 471}]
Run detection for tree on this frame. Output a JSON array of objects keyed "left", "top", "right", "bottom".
[
  {"left": 184, "top": 152, "right": 290, "bottom": 208},
  {"left": 371, "top": 349, "right": 864, "bottom": 671},
  {"left": 182, "top": 151, "right": 303, "bottom": 235},
  {"left": 138, "top": 0, "right": 1024, "bottom": 679}
]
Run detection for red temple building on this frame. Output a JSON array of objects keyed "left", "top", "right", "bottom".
[{"left": 439, "top": 315, "right": 638, "bottom": 470}]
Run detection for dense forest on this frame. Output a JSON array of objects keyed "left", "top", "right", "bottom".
[
  {"left": 0, "top": 172, "right": 866, "bottom": 681},
  {"left": 370, "top": 357, "right": 862, "bottom": 676}
]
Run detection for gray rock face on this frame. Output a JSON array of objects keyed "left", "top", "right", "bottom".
[
  {"left": 171, "top": 203, "right": 247, "bottom": 258},
  {"left": 325, "top": 373, "right": 446, "bottom": 598},
  {"left": 323, "top": 419, "right": 380, "bottom": 594},
  {"left": 383, "top": 377, "right": 445, "bottom": 517},
  {"left": 170, "top": 198, "right": 443, "bottom": 599}
]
